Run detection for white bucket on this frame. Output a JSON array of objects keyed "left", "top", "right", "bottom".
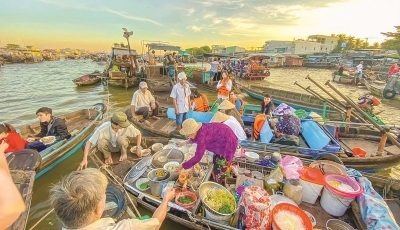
[
  {"left": 299, "top": 178, "right": 323, "bottom": 204},
  {"left": 204, "top": 207, "right": 232, "bottom": 224},
  {"left": 320, "top": 186, "right": 355, "bottom": 216}
]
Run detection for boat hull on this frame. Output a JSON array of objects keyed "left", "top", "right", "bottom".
[{"left": 364, "top": 80, "right": 400, "bottom": 101}]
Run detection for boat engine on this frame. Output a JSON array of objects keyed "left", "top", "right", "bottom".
[
  {"left": 383, "top": 74, "right": 400, "bottom": 99},
  {"left": 358, "top": 95, "right": 381, "bottom": 114}
]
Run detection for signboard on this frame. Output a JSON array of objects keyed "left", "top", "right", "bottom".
[{"left": 340, "top": 42, "right": 347, "bottom": 48}]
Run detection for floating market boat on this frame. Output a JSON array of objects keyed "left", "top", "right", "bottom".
[
  {"left": 364, "top": 77, "right": 400, "bottom": 101},
  {"left": 85, "top": 136, "right": 399, "bottom": 230},
  {"left": 331, "top": 71, "right": 365, "bottom": 86},
  {"left": 72, "top": 71, "right": 102, "bottom": 86},
  {"left": 241, "top": 85, "right": 337, "bottom": 115},
  {"left": 303, "top": 61, "right": 336, "bottom": 69},
  {"left": 18, "top": 103, "right": 106, "bottom": 178}
]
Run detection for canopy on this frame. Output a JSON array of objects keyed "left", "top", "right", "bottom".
[
  {"left": 203, "top": 53, "right": 234, "bottom": 58},
  {"left": 146, "top": 43, "right": 181, "bottom": 51},
  {"left": 112, "top": 47, "right": 138, "bottom": 56}
]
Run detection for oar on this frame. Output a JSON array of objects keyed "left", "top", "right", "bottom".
[{"left": 208, "top": 99, "right": 219, "bottom": 112}]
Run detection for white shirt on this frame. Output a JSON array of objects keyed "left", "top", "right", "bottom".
[
  {"left": 223, "top": 116, "right": 247, "bottom": 141},
  {"left": 131, "top": 89, "right": 155, "bottom": 111},
  {"left": 210, "top": 61, "right": 219, "bottom": 72},
  {"left": 62, "top": 217, "right": 159, "bottom": 230},
  {"left": 216, "top": 79, "right": 232, "bottom": 99},
  {"left": 170, "top": 82, "right": 191, "bottom": 113},
  {"left": 89, "top": 122, "right": 140, "bottom": 147},
  {"left": 357, "top": 64, "right": 363, "bottom": 73}
]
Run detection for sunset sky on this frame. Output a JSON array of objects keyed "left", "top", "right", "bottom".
[{"left": 1, "top": 0, "right": 399, "bottom": 52}]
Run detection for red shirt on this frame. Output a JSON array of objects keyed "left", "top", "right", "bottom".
[{"left": 2, "top": 132, "right": 27, "bottom": 153}]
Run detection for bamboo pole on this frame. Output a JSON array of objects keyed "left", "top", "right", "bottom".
[
  {"left": 325, "top": 81, "right": 400, "bottom": 148},
  {"left": 306, "top": 75, "right": 368, "bottom": 123}
]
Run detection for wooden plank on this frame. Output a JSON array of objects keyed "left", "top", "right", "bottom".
[
  {"left": 386, "top": 200, "right": 400, "bottom": 226},
  {"left": 385, "top": 145, "right": 400, "bottom": 155}
]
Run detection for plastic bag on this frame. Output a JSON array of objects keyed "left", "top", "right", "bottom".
[
  {"left": 280, "top": 156, "right": 304, "bottom": 180},
  {"left": 283, "top": 180, "right": 303, "bottom": 205},
  {"left": 266, "top": 167, "right": 283, "bottom": 183}
]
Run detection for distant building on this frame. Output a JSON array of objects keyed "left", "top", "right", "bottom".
[
  {"left": 211, "top": 45, "right": 226, "bottom": 53},
  {"left": 225, "top": 46, "right": 245, "bottom": 55},
  {"left": 307, "top": 35, "right": 338, "bottom": 53}
]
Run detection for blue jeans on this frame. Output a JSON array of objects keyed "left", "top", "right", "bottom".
[
  {"left": 209, "top": 71, "right": 216, "bottom": 83},
  {"left": 27, "top": 140, "right": 49, "bottom": 152},
  {"left": 176, "top": 112, "right": 187, "bottom": 126}
]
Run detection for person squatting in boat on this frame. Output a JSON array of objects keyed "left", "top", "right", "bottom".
[
  {"left": 176, "top": 118, "right": 238, "bottom": 184},
  {"left": 26, "top": 107, "right": 71, "bottom": 151},
  {"left": 130, "top": 82, "right": 160, "bottom": 126},
  {"left": 0, "top": 123, "right": 27, "bottom": 155},
  {"left": 50, "top": 168, "right": 176, "bottom": 230},
  {"left": 77, "top": 112, "right": 142, "bottom": 169},
  {"left": 218, "top": 100, "right": 244, "bottom": 127},
  {"left": 191, "top": 90, "right": 210, "bottom": 112}
]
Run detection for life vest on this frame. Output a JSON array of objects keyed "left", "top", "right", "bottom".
[
  {"left": 253, "top": 114, "right": 266, "bottom": 141},
  {"left": 229, "top": 98, "right": 244, "bottom": 115},
  {"left": 200, "top": 94, "right": 210, "bottom": 111},
  {"left": 193, "top": 95, "right": 210, "bottom": 112},
  {"left": 218, "top": 80, "right": 230, "bottom": 97}
]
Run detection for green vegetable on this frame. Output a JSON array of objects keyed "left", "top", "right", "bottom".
[
  {"left": 178, "top": 195, "right": 194, "bottom": 204},
  {"left": 218, "top": 204, "right": 232, "bottom": 214},
  {"left": 139, "top": 182, "right": 149, "bottom": 189}
]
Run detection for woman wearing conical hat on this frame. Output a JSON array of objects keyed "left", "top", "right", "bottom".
[
  {"left": 272, "top": 103, "right": 301, "bottom": 137},
  {"left": 218, "top": 100, "right": 244, "bottom": 127},
  {"left": 176, "top": 118, "right": 238, "bottom": 184},
  {"left": 210, "top": 112, "right": 246, "bottom": 141}
]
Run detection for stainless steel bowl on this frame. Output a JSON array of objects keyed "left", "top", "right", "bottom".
[{"left": 151, "top": 149, "right": 184, "bottom": 168}]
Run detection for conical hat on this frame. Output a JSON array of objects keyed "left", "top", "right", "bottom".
[
  {"left": 218, "top": 100, "right": 235, "bottom": 110},
  {"left": 272, "top": 103, "right": 296, "bottom": 115},
  {"left": 211, "top": 112, "right": 230, "bottom": 123}
]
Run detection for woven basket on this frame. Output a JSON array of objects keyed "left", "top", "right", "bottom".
[{"left": 309, "top": 160, "right": 347, "bottom": 176}]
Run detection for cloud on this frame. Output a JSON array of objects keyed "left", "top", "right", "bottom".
[
  {"left": 186, "top": 25, "right": 202, "bottom": 32},
  {"left": 203, "top": 11, "right": 216, "bottom": 19},
  {"left": 187, "top": 8, "right": 195, "bottom": 16},
  {"left": 105, "top": 8, "right": 162, "bottom": 26}
]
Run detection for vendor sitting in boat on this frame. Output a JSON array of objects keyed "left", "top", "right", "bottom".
[
  {"left": 218, "top": 100, "right": 244, "bottom": 127},
  {"left": 261, "top": 94, "right": 274, "bottom": 118},
  {"left": 338, "top": 64, "right": 345, "bottom": 76},
  {"left": 229, "top": 92, "right": 244, "bottom": 115},
  {"left": 0, "top": 123, "right": 27, "bottom": 155},
  {"left": 50, "top": 168, "right": 175, "bottom": 230},
  {"left": 272, "top": 103, "right": 301, "bottom": 137},
  {"left": 77, "top": 112, "right": 142, "bottom": 169},
  {"left": 176, "top": 118, "right": 238, "bottom": 183},
  {"left": 129, "top": 82, "right": 160, "bottom": 126},
  {"left": 191, "top": 90, "right": 210, "bottom": 112},
  {"left": 26, "top": 107, "right": 70, "bottom": 152},
  {"left": 210, "top": 112, "right": 246, "bottom": 141}
]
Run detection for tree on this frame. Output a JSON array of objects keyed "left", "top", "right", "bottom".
[
  {"left": 200, "top": 46, "right": 211, "bottom": 53},
  {"left": 372, "top": 42, "right": 380, "bottom": 48},
  {"left": 381, "top": 26, "right": 400, "bottom": 52}
]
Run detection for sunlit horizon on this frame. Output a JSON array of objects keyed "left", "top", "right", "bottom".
[{"left": 1, "top": 0, "right": 399, "bottom": 52}]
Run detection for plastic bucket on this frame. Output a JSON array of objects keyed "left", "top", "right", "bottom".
[
  {"left": 271, "top": 203, "right": 313, "bottom": 230},
  {"left": 204, "top": 207, "right": 232, "bottom": 224},
  {"left": 175, "top": 191, "right": 197, "bottom": 210},
  {"left": 299, "top": 167, "right": 324, "bottom": 204},
  {"left": 320, "top": 174, "right": 363, "bottom": 216}
]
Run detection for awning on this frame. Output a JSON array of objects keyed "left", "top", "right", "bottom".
[
  {"left": 112, "top": 47, "right": 138, "bottom": 56},
  {"left": 203, "top": 53, "right": 234, "bottom": 58},
  {"left": 146, "top": 43, "right": 181, "bottom": 51}
]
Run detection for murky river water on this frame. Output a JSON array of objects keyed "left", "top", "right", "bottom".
[{"left": 0, "top": 60, "right": 399, "bottom": 229}]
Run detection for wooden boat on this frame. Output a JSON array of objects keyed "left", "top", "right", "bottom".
[
  {"left": 18, "top": 103, "right": 106, "bottom": 178},
  {"left": 85, "top": 136, "right": 399, "bottom": 230},
  {"left": 72, "top": 71, "right": 102, "bottom": 86},
  {"left": 303, "top": 61, "right": 336, "bottom": 69},
  {"left": 331, "top": 71, "right": 365, "bottom": 86},
  {"left": 241, "top": 85, "right": 337, "bottom": 115},
  {"left": 364, "top": 79, "right": 400, "bottom": 101}
]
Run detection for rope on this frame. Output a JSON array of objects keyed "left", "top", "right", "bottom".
[{"left": 28, "top": 208, "right": 54, "bottom": 230}]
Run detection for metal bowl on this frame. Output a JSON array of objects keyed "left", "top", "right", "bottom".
[
  {"left": 151, "top": 149, "right": 184, "bottom": 168},
  {"left": 198, "top": 181, "right": 237, "bottom": 216}
]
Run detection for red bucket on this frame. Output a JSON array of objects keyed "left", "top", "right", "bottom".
[
  {"left": 175, "top": 191, "right": 197, "bottom": 210},
  {"left": 352, "top": 147, "right": 367, "bottom": 157}
]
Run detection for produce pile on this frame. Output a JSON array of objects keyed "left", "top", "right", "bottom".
[
  {"left": 204, "top": 189, "right": 236, "bottom": 214},
  {"left": 185, "top": 66, "right": 204, "bottom": 78}
]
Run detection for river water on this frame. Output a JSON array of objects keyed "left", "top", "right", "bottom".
[{"left": 1, "top": 60, "right": 399, "bottom": 229}]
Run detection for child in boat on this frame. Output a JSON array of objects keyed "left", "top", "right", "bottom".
[
  {"left": 0, "top": 123, "right": 27, "bottom": 154},
  {"left": 26, "top": 107, "right": 70, "bottom": 152},
  {"left": 261, "top": 94, "right": 274, "bottom": 118}
]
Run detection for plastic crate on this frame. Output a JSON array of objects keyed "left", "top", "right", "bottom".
[{"left": 202, "top": 71, "right": 211, "bottom": 83}]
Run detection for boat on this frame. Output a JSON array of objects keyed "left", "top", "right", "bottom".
[
  {"left": 241, "top": 84, "right": 337, "bottom": 115},
  {"left": 364, "top": 79, "right": 400, "bottom": 101},
  {"left": 18, "top": 103, "right": 106, "bottom": 178},
  {"left": 85, "top": 136, "right": 399, "bottom": 230},
  {"left": 239, "top": 54, "right": 271, "bottom": 81},
  {"left": 303, "top": 61, "right": 336, "bottom": 69},
  {"left": 331, "top": 71, "right": 365, "bottom": 86},
  {"left": 103, "top": 47, "right": 140, "bottom": 89},
  {"left": 72, "top": 71, "right": 102, "bottom": 86}
]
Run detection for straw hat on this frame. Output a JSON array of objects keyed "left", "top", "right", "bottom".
[
  {"left": 210, "top": 112, "right": 230, "bottom": 123},
  {"left": 179, "top": 118, "right": 202, "bottom": 136},
  {"left": 218, "top": 100, "right": 235, "bottom": 110},
  {"left": 272, "top": 103, "right": 296, "bottom": 115}
]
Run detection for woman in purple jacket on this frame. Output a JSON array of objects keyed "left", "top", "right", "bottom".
[{"left": 176, "top": 118, "right": 238, "bottom": 183}]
